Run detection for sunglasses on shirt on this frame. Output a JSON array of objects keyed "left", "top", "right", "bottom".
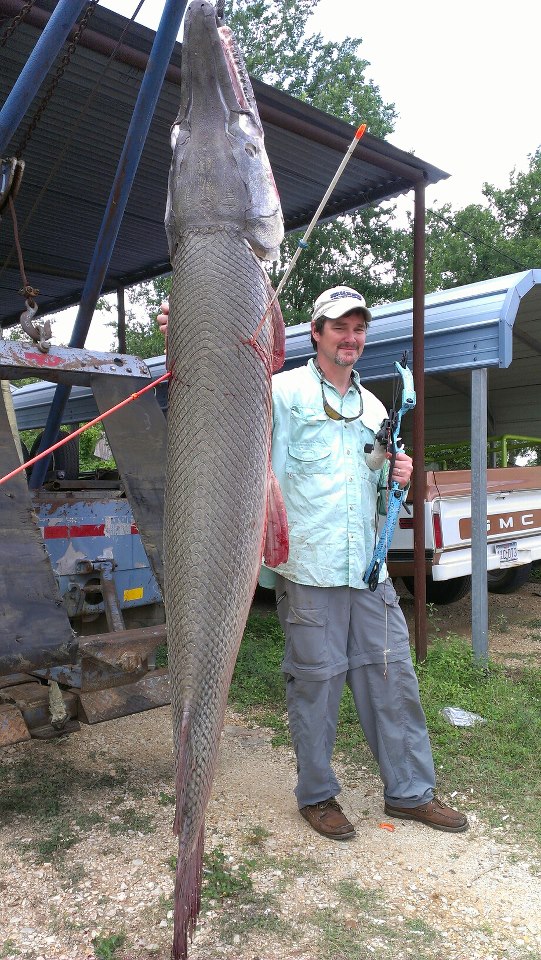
[{"left": 316, "top": 364, "right": 363, "bottom": 423}]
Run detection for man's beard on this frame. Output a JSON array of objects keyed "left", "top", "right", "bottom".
[{"left": 334, "top": 346, "right": 359, "bottom": 366}]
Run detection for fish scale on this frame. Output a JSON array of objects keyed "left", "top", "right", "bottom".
[
  {"left": 163, "top": 2, "right": 286, "bottom": 952},
  {"left": 164, "top": 230, "right": 273, "bottom": 957}
]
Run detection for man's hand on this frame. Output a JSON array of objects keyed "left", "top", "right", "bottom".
[
  {"left": 157, "top": 301, "right": 169, "bottom": 341},
  {"left": 389, "top": 450, "right": 413, "bottom": 488}
]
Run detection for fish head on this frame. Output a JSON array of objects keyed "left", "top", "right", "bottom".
[{"left": 165, "top": 0, "right": 284, "bottom": 263}]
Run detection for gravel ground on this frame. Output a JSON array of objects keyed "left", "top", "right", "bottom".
[{"left": 1, "top": 582, "right": 540, "bottom": 960}]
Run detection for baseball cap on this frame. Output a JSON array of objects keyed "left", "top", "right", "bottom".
[{"left": 312, "top": 286, "right": 372, "bottom": 324}]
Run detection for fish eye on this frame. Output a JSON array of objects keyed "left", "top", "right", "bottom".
[{"left": 245, "top": 143, "right": 257, "bottom": 157}]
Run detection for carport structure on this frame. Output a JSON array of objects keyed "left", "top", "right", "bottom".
[{"left": 0, "top": 0, "right": 481, "bottom": 657}]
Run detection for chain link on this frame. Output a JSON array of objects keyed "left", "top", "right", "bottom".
[
  {"left": 0, "top": 0, "right": 37, "bottom": 48},
  {"left": 15, "top": 0, "right": 100, "bottom": 158}
]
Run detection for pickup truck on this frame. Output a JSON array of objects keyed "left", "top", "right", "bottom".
[
  {"left": 387, "top": 466, "right": 541, "bottom": 604},
  {"left": 11, "top": 372, "right": 541, "bottom": 619},
  {"left": 24, "top": 461, "right": 541, "bottom": 614}
]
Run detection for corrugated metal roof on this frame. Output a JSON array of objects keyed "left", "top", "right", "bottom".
[
  {"left": 281, "top": 270, "right": 541, "bottom": 444},
  {"left": 12, "top": 270, "right": 541, "bottom": 445},
  {"left": 0, "top": 0, "right": 448, "bottom": 330}
]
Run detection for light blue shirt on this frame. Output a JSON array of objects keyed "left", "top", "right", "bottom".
[{"left": 261, "top": 358, "right": 389, "bottom": 589}]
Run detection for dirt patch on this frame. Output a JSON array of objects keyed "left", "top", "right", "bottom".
[
  {"left": 0, "top": 583, "right": 540, "bottom": 960},
  {"left": 396, "top": 578, "right": 541, "bottom": 668}
]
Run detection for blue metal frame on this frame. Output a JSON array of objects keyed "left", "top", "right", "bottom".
[{"left": 29, "top": 0, "right": 189, "bottom": 488}]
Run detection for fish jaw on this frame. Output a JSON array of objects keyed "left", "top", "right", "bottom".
[{"left": 164, "top": 0, "right": 284, "bottom": 263}]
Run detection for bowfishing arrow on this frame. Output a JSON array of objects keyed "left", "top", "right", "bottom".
[{"left": 363, "top": 352, "right": 416, "bottom": 591}]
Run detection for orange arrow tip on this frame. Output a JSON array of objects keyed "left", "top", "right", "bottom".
[{"left": 355, "top": 123, "right": 367, "bottom": 140}]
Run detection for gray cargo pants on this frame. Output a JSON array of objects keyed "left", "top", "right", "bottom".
[{"left": 275, "top": 575, "right": 436, "bottom": 810}]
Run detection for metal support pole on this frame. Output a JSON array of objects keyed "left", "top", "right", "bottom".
[
  {"left": 0, "top": 0, "right": 89, "bottom": 153},
  {"left": 29, "top": 0, "right": 188, "bottom": 488},
  {"left": 412, "top": 180, "right": 427, "bottom": 661},
  {"left": 117, "top": 286, "right": 126, "bottom": 354},
  {"left": 471, "top": 367, "right": 489, "bottom": 663}
]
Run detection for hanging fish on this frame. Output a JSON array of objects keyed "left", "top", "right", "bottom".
[{"left": 164, "top": 2, "right": 287, "bottom": 956}]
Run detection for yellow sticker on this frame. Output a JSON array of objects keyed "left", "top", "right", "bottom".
[{"left": 124, "top": 587, "right": 144, "bottom": 602}]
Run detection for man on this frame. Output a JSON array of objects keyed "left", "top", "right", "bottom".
[{"left": 157, "top": 286, "right": 468, "bottom": 840}]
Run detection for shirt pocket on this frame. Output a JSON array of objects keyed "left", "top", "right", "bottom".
[
  {"left": 286, "top": 410, "right": 332, "bottom": 475},
  {"left": 286, "top": 440, "right": 332, "bottom": 475}
]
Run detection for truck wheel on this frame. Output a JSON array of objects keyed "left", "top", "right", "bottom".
[
  {"left": 487, "top": 564, "right": 532, "bottom": 594},
  {"left": 401, "top": 575, "right": 472, "bottom": 605},
  {"left": 28, "top": 430, "right": 79, "bottom": 480}
]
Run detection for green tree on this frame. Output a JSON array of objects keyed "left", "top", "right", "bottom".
[
  {"left": 227, "top": 0, "right": 401, "bottom": 323},
  {"left": 227, "top": 0, "right": 396, "bottom": 136},
  {"left": 389, "top": 147, "right": 541, "bottom": 298},
  {"left": 100, "top": 277, "right": 170, "bottom": 357},
  {"left": 116, "top": 0, "right": 400, "bottom": 348}
]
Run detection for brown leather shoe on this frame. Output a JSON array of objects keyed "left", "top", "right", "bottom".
[
  {"left": 300, "top": 798, "right": 356, "bottom": 840},
  {"left": 384, "top": 796, "right": 469, "bottom": 833}
]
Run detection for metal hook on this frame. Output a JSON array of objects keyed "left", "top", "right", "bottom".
[{"left": 19, "top": 299, "right": 52, "bottom": 353}]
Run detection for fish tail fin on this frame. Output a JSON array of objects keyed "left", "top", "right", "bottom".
[
  {"left": 171, "top": 707, "right": 204, "bottom": 959},
  {"left": 171, "top": 822, "right": 205, "bottom": 960}
]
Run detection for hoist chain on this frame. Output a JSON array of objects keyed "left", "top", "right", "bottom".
[
  {"left": 0, "top": 0, "right": 37, "bottom": 48},
  {"left": 15, "top": 0, "right": 100, "bottom": 158},
  {"left": 7, "top": 194, "right": 51, "bottom": 351}
]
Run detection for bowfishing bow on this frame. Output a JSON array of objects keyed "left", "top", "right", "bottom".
[{"left": 363, "top": 352, "right": 416, "bottom": 591}]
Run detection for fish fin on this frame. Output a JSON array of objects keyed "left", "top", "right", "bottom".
[
  {"left": 172, "top": 823, "right": 205, "bottom": 960},
  {"left": 262, "top": 272, "right": 285, "bottom": 372},
  {"left": 263, "top": 467, "right": 289, "bottom": 567}
]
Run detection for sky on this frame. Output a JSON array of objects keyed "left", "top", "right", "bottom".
[{"left": 52, "top": 0, "right": 539, "bottom": 348}]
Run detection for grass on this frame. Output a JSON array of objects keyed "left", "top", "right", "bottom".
[
  {"left": 202, "top": 844, "right": 253, "bottom": 901},
  {"left": 228, "top": 612, "right": 541, "bottom": 846},
  {"left": 2, "top": 639, "right": 538, "bottom": 959},
  {"left": 166, "top": 841, "right": 290, "bottom": 945},
  {"left": 92, "top": 930, "right": 126, "bottom": 959},
  {"left": 167, "top": 840, "right": 301, "bottom": 944},
  {"left": 0, "top": 941, "right": 19, "bottom": 958},
  {"left": 0, "top": 751, "right": 145, "bottom": 865},
  {"left": 230, "top": 612, "right": 287, "bottom": 708},
  {"left": 157, "top": 790, "right": 176, "bottom": 806},
  {"left": 0, "top": 754, "right": 133, "bottom": 827},
  {"left": 30, "top": 819, "right": 78, "bottom": 862},
  {"left": 416, "top": 635, "right": 541, "bottom": 839},
  {"left": 4, "top": 610, "right": 538, "bottom": 856},
  {"left": 107, "top": 807, "right": 155, "bottom": 835},
  {"left": 202, "top": 844, "right": 296, "bottom": 944},
  {"left": 168, "top": 843, "right": 255, "bottom": 902},
  {"left": 311, "top": 881, "right": 442, "bottom": 959},
  {"left": 62, "top": 860, "right": 87, "bottom": 887},
  {"left": 243, "top": 823, "right": 270, "bottom": 847},
  {"left": 216, "top": 891, "right": 288, "bottom": 944}
]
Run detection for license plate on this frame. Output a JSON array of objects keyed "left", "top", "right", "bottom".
[{"left": 495, "top": 540, "right": 518, "bottom": 564}]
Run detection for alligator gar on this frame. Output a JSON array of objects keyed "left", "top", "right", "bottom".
[{"left": 164, "top": 3, "right": 286, "bottom": 957}]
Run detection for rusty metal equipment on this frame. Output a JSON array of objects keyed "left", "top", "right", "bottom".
[{"left": 0, "top": 337, "right": 170, "bottom": 747}]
